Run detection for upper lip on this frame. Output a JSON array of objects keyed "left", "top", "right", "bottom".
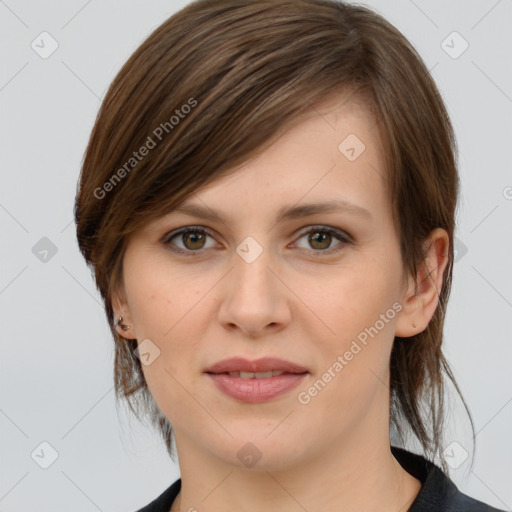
[{"left": 205, "top": 357, "right": 309, "bottom": 374}]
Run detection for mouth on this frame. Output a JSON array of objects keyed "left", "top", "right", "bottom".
[
  {"left": 204, "top": 357, "right": 309, "bottom": 403},
  {"left": 204, "top": 356, "right": 309, "bottom": 375},
  {"left": 206, "top": 370, "right": 306, "bottom": 379}
]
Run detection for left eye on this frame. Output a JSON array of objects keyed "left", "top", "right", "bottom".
[
  {"left": 163, "top": 225, "right": 351, "bottom": 255},
  {"left": 294, "top": 226, "right": 351, "bottom": 253}
]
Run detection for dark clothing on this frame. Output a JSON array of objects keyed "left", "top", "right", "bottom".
[{"left": 134, "top": 446, "right": 507, "bottom": 511}]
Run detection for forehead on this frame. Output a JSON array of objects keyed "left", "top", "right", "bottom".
[
  {"left": 138, "top": 92, "right": 392, "bottom": 239},
  {"left": 185, "top": 93, "right": 388, "bottom": 213}
]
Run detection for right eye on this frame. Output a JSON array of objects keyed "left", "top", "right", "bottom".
[{"left": 163, "top": 226, "right": 218, "bottom": 255}]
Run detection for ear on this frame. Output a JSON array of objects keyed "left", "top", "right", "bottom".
[
  {"left": 111, "top": 278, "right": 137, "bottom": 340},
  {"left": 395, "top": 228, "right": 450, "bottom": 338}
]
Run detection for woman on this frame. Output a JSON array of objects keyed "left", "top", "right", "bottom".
[{"left": 74, "top": 0, "right": 507, "bottom": 510}]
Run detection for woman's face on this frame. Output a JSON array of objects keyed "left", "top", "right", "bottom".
[{"left": 116, "top": 95, "right": 418, "bottom": 471}]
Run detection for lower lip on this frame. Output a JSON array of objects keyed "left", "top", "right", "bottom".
[{"left": 206, "top": 372, "right": 308, "bottom": 403}]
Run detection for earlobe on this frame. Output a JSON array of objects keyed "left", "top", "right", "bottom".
[
  {"left": 114, "top": 313, "right": 132, "bottom": 332},
  {"left": 112, "top": 283, "right": 137, "bottom": 340},
  {"left": 394, "top": 290, "right": 422, "bottom": 338},
  {"left": 395, "top": 228, "right": 450, "bottom": 338},
  {"left": 113, "top": 308, "right": 137, "bottom": 339}
]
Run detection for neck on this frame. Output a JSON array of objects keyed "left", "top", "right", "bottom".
[{"left": 170, "top": 414, "right": 421, "bottom": 512}]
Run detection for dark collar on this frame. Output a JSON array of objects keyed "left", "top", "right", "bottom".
[{"left": 391, "top": 445, "right": 504, "bottom": 511}]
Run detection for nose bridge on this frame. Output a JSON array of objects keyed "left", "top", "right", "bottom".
[
  {"left": 232, "top": 236, "right": 276, "bottom": 301},
  {"left": 218, "top": 235, "right": 289, "bottom": 333}
]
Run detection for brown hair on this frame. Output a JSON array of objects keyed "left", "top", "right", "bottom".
[{"left": 74, "top": 0, "right": 475, "bottom": 473}]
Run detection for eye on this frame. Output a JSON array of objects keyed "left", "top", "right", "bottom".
[
  {"left": 163, "top": 226, "right": 217, "bottom": 254},
  {"left": 292, "top": 225, "right": 351, "bottom": 254},
  {"left": 162, "top": 225, "right": 352, "bottom": 256}
]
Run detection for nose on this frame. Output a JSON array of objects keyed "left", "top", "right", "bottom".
[{"left": 217, "top": 245, "right": 291, "bottom": 337}]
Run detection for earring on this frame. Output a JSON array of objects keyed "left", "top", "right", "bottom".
[{"left": 115, "top": 314, "right": 131, "bottom": 332}]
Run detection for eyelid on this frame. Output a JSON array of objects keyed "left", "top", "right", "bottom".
[
  {"left": 294, "top": 224, "right": 353, "bottom": 244},
  {"left": 161, "top": 225, "right": 218, "bottom": 245}
]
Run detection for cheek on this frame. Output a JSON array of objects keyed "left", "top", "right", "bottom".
[
  {"left": 122, "top": 253, "right": 211, "bottom": 401},
  {"left": 302, "top": 259, "right": 396, "bottom": 334},
  {"left": 128, "top": 267, "right": 209, "bottom": 424},
  {"left": 299, "top": 257, "right": 398, "bottom": 385},
  {"left": 295, "top": 273, "right": 397, "bottom": 431},
  {"left": 124, "top": 249, "right": 206, "bottom": 338}
]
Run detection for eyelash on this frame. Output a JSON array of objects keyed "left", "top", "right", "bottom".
[{"left": 162, "top": 225, "right": 352, "bottom": 256}]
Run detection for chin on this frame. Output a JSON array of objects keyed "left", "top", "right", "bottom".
[{"left": 214, "top": 431, "right": 308, "bottom": 473}]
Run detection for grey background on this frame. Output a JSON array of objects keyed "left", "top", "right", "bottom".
[{"left": 0, "top": 0, "right": 511, "bottom": 511}]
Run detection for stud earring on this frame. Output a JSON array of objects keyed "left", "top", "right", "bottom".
[{"left": 115, "top": 314, "right": 131, "bottom": 332}]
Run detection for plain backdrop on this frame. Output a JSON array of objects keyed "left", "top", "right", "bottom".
[{"left": 0, "top": 0, "right": 511, "bottom": 511}]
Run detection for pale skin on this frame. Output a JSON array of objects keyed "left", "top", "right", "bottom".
[{"left": 113, "top": 92, "right": 449, "bottom": 512}]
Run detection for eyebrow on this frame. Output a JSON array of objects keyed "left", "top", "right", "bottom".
[{"left": 172, "top": 199, "right": 373, "bottom": 225}]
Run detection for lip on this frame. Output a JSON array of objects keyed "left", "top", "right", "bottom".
[
  {"left": 206, "top": 373, "right": 308, "bottom": 403},
  {"left": 205, "top": 357, "right": 309, "bottom": 403},
  {"left": 205, "top": 357, "right": 309, "bottom": 374}
]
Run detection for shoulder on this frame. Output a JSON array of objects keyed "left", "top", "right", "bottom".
[
  {"left": 131, "top": 478, "right": 181, "bottom": 512},
  {"left": 391, "top": 446, "right": 507, "bottom": 512}
]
